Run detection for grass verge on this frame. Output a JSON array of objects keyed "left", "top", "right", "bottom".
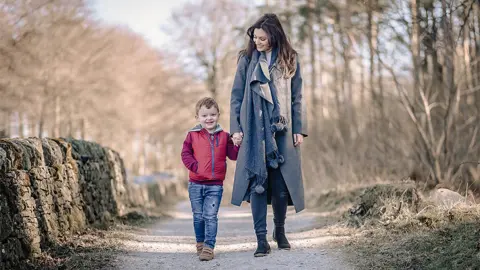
[{"left": 311, "top": 182, "right": 480, "bottom": 270}]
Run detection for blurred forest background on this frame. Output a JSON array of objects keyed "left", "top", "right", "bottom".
[{"left": 1, "top": 0, "right": 479, "bottom": 200}]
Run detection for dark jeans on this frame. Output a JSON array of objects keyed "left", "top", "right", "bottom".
[
  {"left": 188, "top": 182, "right": 223, "bottom": 249},
  {"left": 250, "top": 167, "right": 289, "bottom": 241}
]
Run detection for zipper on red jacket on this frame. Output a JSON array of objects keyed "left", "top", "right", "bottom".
[{"left": 209, "top": 133, "right": 215, "bottom": 179}]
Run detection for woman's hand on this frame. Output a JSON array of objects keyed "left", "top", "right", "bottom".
[
  {"left": 294, "top": 134, "right": 304, "bottom": 147},
  {"left": 232, "top": 132, "right": 244, "bottom": 146}
]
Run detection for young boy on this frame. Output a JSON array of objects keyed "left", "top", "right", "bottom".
[{"left": 181, "top": 97, "right": 240, "bottom": 261}]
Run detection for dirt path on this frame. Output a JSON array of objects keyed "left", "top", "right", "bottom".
[{"left": 111, "top": 201, "right": 353, "bottom": 270}]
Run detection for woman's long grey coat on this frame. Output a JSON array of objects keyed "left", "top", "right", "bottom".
[{"left": 230, "top": 54, "right": 308, "bottom": 213}]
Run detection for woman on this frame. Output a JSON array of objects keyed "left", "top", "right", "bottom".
[{"left": 230, "top": 13, "right": 307, "bottom": 257}]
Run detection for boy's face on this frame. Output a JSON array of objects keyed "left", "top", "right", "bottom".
[{"left": 196, "top": 105, "right": 219, "bottom": 132}]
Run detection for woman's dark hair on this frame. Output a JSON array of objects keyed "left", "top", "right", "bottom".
[{"left": 240, "top": 13, "right": 297, "bottom": 78}]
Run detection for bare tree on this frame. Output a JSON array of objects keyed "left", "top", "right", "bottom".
[{"left": 166, "top": 0, "right": 250, "bottom": 99}]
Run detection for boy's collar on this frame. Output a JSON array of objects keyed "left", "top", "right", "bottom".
[{"left": 189, "top": 124, "right": 223, "bottom": 133}]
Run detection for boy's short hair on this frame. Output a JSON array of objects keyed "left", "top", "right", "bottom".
[{"left": 195, "top": 97, "right": 220, "bottom": 115}]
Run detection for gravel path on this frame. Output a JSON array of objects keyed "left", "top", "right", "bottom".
[{"left": 112, "top": 201, "right": 353, "bottom": 270}]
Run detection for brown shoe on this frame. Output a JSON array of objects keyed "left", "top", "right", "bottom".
[
  {"left": 199, "top": 246, "right": 214, "bottom": 261},
  {"left": 196, "top": 242, "right": 204, "bottom": 256}
]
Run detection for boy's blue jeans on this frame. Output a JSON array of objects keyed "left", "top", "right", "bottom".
[{"left": 188, "top": 182, "right": 223, "bottom": 249}]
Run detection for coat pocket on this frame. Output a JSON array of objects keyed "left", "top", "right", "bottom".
[{"left": 196, "top": 159, "right": 212, "bottom": 179}]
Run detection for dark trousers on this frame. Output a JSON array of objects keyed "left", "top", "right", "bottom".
[{"left": 250, "top": 167, "right": 289, "bottom": 241}]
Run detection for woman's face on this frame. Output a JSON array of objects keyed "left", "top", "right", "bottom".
[{"left": 253, "top": 28, "right": 271, "bottom": 52}]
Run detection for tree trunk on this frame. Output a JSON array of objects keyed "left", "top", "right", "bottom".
[
  {"left": 53, "top": 95, "right": 60, "bottom": 138},
  {"left": 307, "top": 0, "right": 318, "bottom": 123},
  {"left": 80, "top": 117, "right": 86, "bottom": 139},
  {"left": 441, "top": 0, "right": 455, "bottom": 172},
  {"left": 1, "top": 111, "right": 11, "bottom": 138},
  {"left": 410, "top": 0, "right": 421, "bottom": 98},
  {"left": 368, "top": 0, "right": 376, "bottom": 104},
  {"left": 340, "top": 5, "right": 356, "bottom": 139},
  {"left": 138, "top": 133, "right": 147, "bottom": 175},
  {"left": 155, "top": 141, "right": 163, "bottom": 172},
  {"left": 330, "top": 29, "right": 341, "bottom": 117},
  {"left": 471, "top": 6, "right": 479, "bottom": 88},
  {"left": 463, "top": 23, "right": 473, "bottom": 91},
  {"left": 377, "top": 35, "right": 385, "bottom": 120},
  {"left": 473, "top": 3, "right": 480, "bottom": 114},
  {"left": 316, "top": 8, "right": 325, "bottom": 121},
  {"left": 317, "top": 30, "right": 324, "bottom": 119},
  {"left": 25, "top": 113, "right": 31, "bottom": 137},
  {"left": 442, "top": 0, "right": 455, "bottom": 100},
  {"left": 360, "top": 42, "right": 365, "bottom": 108},
  {"left": 18, "top": 112, "right": 24, "bottom": 138},
  {"left": 38, "top": 100, "right": 47, "bottom": 138},
  {"left": 428, "top": 9, "right": 441, "bottom": 99},
  {"left": 21, "top": 112, "right": 29, "bottom": 137},
  {"left": 207, "top": 48, "right": 218, "bottom": 99},
  {"left": 285, "top": 0, "right": 293, "bottom": 38},
  {"left": 33, "top": 121, "right": 39, "bottom": 139},
  {"left": 67, "top": 103, "right": 73, "bottom": 137}
]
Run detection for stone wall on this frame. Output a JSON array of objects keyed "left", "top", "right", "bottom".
[{"left": 0, "top": 138, "right": 185, "bottom": 269}]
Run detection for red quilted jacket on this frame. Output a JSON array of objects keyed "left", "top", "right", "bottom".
[{"left": 181, "top": 124, "right": 239, "bottom": 185}]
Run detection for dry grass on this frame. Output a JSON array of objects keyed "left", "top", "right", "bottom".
[
  {"left": 344, "top": 204, "right": 480, "bottom": 270},
  {"left": 23, "top": 227, "right": 123, "bottom": 270},
  {"left": 312, "top": 182, "right": 480, "bottom": 269},
  {"left": 22, "top": 209, "right": 169, "bottom": 270}
]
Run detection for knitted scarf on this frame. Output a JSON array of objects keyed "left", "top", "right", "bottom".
[{"left": 244, "top": 49, "right": 287, "bottom": 194}]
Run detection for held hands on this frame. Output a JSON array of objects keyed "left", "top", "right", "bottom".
[
  {"left": 294, "top": 134, "right": 304, "bottom": 147},
  {"left": 232, "top": 132, "right": 243, "bottom": 146}
]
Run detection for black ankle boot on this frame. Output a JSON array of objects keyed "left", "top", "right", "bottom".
[
  {"left": 273, "top": 227, "right": 291, "bottom": 250},
  {"left": 254, "top": 240, "right": 271, "bottom": 257}
]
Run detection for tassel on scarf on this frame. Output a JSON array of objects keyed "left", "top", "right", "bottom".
[{"left": 270, "top": 116, "right": 287, "bottom": 133}]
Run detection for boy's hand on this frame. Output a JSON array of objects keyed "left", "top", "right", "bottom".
[{"left": 232, "top": 132, "right": 243, "bottom": 146}]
